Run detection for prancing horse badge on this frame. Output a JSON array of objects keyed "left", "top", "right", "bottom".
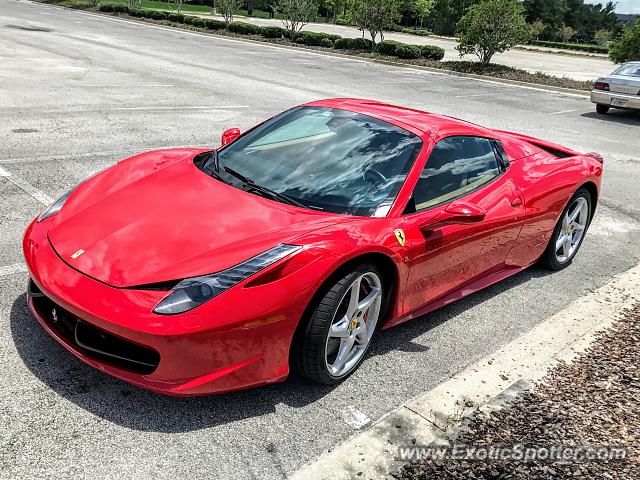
[
  {"left": 71, "top": 249, "right": 85, "bottom": 259},
  {"left": 393, "top": 229, "right": 406, "bottom": 247}
]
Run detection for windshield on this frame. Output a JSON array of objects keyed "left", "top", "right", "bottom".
[
  {"left": 612, "top": 63, "right": 640, "bottom": 77},
  {"left": 203, "top": 107, "right": 422, "bottom": 216}
]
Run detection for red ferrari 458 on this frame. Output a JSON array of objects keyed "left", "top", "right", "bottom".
[{"left": 23, "top": 99, "right": 603, "bottom": 395}]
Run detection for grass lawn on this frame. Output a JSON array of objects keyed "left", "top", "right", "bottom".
[{"left": 109, "top": 0, "right": 212, "bottom": 13}]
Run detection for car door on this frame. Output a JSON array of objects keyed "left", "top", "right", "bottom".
[{"left": 401, "top": 135, "right": 525, "bottom": 314}]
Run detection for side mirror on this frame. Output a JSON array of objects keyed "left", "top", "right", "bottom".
[
  {"left": 420, "top": 200, "right": 487, "bottom": 229},
  {"left": 221, "top": 128, "right": 241, "bottom": 147}
]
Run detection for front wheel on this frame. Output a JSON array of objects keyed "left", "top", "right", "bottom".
[
  {"left": 294, "top": 264, "right": 384, "bottom": 384},
  {"left": 596, "top": 104, "right": 610, "bottom": 114},
  {"left": 540, "top": 188, "right": 592, "bottom": 271}
]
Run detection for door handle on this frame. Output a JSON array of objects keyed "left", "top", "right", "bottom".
[{"left": 511, "top": 197, "right": 523, "bottom": 208}]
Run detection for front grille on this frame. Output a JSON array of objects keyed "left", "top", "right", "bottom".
[{"left": 29, "top": 280, "right": 159, "bottom": 375}]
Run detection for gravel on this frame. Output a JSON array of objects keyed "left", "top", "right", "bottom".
[{"left": 399, "top": 303, "right": 640, "bottom": 480}]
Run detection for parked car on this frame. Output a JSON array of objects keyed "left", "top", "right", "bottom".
[
  {"left": 23, "top": 99, "right": 603, "bottom": 395},
  {"left": 591, "top": 61, "right": 640, "bottom": 114}
]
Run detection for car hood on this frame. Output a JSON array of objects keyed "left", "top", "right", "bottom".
[{"left": 48, "top": 149, "right": 346, "bottom": 288}]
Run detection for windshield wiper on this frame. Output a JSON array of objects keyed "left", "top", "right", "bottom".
[
  {"left": 223, "top": 166, "right": 308, "bottom": 209},
  {"left": 202, "top": 150, "right": 224, "bottom": 180}
]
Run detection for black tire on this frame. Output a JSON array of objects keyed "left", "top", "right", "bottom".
[
  {"left": 596, "top": 104, "right": 610, "bottom": 114},
  {"left": 540, "top": 188, "right": 592, "bottom": 271},
  {"left": 293, "top": 263, "right": 384, "bottom": 385}
]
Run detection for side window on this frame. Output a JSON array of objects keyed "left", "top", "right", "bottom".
[{"left": 410, "top": 136, "right": 501, "bottom": 212}]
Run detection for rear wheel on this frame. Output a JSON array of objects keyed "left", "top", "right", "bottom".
[
  {"left": 540, "top": 188, "right": 592, "bottom": 271},
  {"left": 294, "top": 264, "right": 384, "bottom": 384},
  {"left": 596, "top": 104, "right": 610, "bottom": 114}
]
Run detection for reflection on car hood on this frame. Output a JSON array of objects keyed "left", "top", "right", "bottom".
[{"left": 48, "top": 149, "right": 346, "bottom": 287}]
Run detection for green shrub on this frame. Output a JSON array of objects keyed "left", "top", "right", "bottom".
[
  {"left": 97, "top": 3, "right": 113, "bottom": 12},
  {"left": 529, "top": 40, "right": 608, "bottom": 54},
  {"left": 151, "top": 11, "right": 167, "bottom": 20},
  {"left": 420, "top": 44, "right": 445, "bottom": 60},
  {"left": 183, "top": 15, "right": 195, "bottom": 24},
  {"left": 375, "top": 39, "right": 403, "bottom": 56},
  {"left": 320, "top": 37, "right": 334, "bottom": 48},
  {"left": 609, "top": 24, "right": 640, "bottom": 63},
  {"left": 335, "top": 17, "right": 351, "bottom": 26},
  {"left": 167, "top": 13, "right": 185, "bottom": 23},
  {"left": 205, "top": 18, "right": 226, "bottom": 30},
  {"left": 400, "top": 27, "right": 431, "bottom": 36},
  {"left": 334, "top": 37, "right": 373, "bottom": 51},
  {"left": 111, "top": 4, "right": 128, "bottom": 13},
  {"left": 190, "top": 17, "right": 205, "bottom": 27},
  {"left": 128, "top": 8, "right": 143, "bottom": 17},
  {"left": 395, "top": 44, "right": 421, "bottom": 59},
  {"left": 227, "top": 21, "right": 260, "bottom": 35},
  {"left": 294, "top": 31, "right": 339, "bottom": 46},
  {"left": 259, "top": 26, "right": 285, "bottom": 38}
]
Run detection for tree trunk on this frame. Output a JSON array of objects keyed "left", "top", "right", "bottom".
[{"left": 247, "top": 0, "right": 253, "bottom": 16}]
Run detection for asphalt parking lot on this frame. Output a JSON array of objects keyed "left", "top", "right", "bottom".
[{"left": 1, "top": 1, "right": 639, "bottom": 478}]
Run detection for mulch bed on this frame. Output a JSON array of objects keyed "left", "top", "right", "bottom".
[{"left": 399, "top": 303, "right": 640, "bottom": 479}]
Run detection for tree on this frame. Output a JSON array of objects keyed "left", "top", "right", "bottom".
[
  {"left": 609, "top": 23, "right": 640, "bottom": 64},
  {"left": 352, "top": 0, "right": 401, "bottom": 45},
  {"left": 594, "top": 29, "right": 612, "bottom": 46},
  {"left": 426, "top": 0, "right": 482, "bottom": 36},
  {"left": 559, "top": 24, "right": 575, "bottom": 42},
  {"left": 218, "top": 0, "right": 242, "bottom": 24},
  {"left": 456, "top": 0, "right": 531, "bottom": 64},
  {"left": 523, "top": 0, "right": 567, "bottom": 39},
  {"left": 529, "top": 19, "right": 545, "bottom": 41},
  {"left": 414, "top": 0, "right": 435, "bottom": 28},
  {"left": 273, "top": 0, "right": 318, "bottom": 40},
  {"left": 169, "top": 0, "right": 185, "bottom": 13}
]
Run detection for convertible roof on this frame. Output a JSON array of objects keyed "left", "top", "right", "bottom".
[{"left": 304, "top": 98, "right": 496, "bottom": 139}]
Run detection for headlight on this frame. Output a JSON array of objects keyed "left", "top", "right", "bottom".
[
  {"left": 37, "top": 187, "right": 76, "bottom": 222},
  {"left": 153, "top": 244, "right": 301, "bottom": 315}
]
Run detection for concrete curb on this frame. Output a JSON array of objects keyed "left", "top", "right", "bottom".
[
  {"left": 289, "top": 263, "right": 640, "bottom": 480},
  {"left": 28, "top": 2, "right": 591, "bottom": 98}
]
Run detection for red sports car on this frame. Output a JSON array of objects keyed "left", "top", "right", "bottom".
[{"left": 23, "top": 99, "right": 603, "bottom": 395}]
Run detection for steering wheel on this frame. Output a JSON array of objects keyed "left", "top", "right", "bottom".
[{"left": 363, "top": 168, "right": 388, "bottom": 185}]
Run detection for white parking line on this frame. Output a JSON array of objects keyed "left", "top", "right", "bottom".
[
  {"left": 106, "top": 105, "right": 250, "bottom": 111},
  {"left": 549, "top": 108, "right": 584, "bottom": 115},
  {"left": 32, "top": 105, "right": 250, "bottom": 114},
  {"left": 379, "top": 80, "right": 427, "bottom": 84},
  {"left": 341, "top": 406, "right": 371, "bottom": 429},
  {"left": 454, "top": 93, "right": 499, "bottom": 98},
  {"left": 0, "top": 166, "right": 53, "bottom": 205},
  {"left": 0, "top": 144, "right": 213, "bottom": 164},
  {"left": 0, "top": 263, "right": 27, "bottom": 278},
  {"left": 79, "top": 84, "right": 175, "bottom": 88}
]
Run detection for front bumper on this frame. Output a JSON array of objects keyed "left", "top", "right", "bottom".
[
  {"left": 23, "top": 218, "right": 310, "bottom": 396},
  {"left": 591, "top": 90, "right": 640, "bottom": 110}
]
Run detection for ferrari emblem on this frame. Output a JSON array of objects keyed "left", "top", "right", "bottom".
[
  {"left": 71, "top": 249, "right": 85, "bottom": 259},
  {"left": 394, "top": 228, "right": 406, "bottom": 247},
  {"left": 350, "top": 317, "right": 358, "bottom": 330},
  {"left": 51, "top": 308, "right": 58, "bottom": 323}
]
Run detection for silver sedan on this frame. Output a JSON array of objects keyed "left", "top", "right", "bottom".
[{"left": 591, "top": 62, "right": 640, "bottom": 114}]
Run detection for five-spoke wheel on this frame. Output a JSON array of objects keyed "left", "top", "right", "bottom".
[
  {"left": 293, "top": 263, "right": 384, "bottom": 384},
  {"left": 541, "top": 188, "right": 592, "bottom": 270}
]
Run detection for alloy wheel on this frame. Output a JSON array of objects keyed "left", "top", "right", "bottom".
[
  {"left": 325, "top": 272, "right": 382, "bottom": 378},
  {"left": 555, "top": 196, "right": 589, "bottom": 263}
]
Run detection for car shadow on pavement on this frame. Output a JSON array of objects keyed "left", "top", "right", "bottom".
[
  {"left": 581, "top": 110, "right": 639, "bottom": 124},
  {"left": 10, "top": 266, "right": 553, "bottom": 433}
]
